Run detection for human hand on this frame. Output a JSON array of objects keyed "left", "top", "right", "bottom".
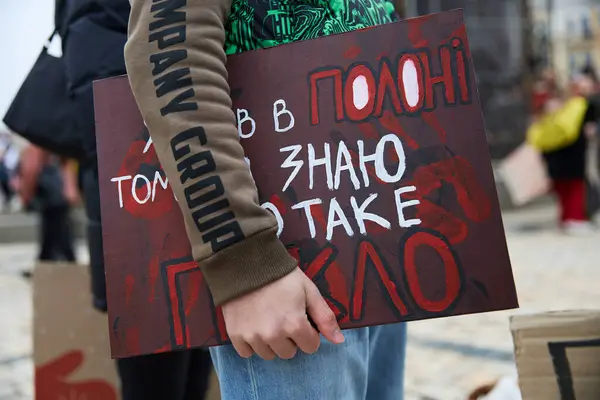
[
  {"left": 64, "top": 185, "right": 80, "bottom": 206},
  {"left": 222, "top": 267, "right": 345, "bottom": 360}
]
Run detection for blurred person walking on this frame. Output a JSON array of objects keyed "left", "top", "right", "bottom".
[
  {"left": 580, "top": 65, "right": 600, "bottom": 218},
  {"left": 531, "top": 69, "right": 559, "bottom": 116},
  {"left": 0, "top": 133, "right": 19, "bottom": 212},
  {"left": 530, "top": 73, "right": 600, "bottom": 234},
  {"left": 15, "top": 144, "right": 77, "bottom": 262}
]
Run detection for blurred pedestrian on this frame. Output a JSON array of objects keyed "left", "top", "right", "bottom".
[
  {"left": 15, "top": 144, "right": 76, "bottom": 262},
  {"left": 580, "top": 65, "right": 600, "bottom": 218},
  {"left": 541, "top": 74, "right": 600, "bottom": 234},
  {"left": 531, "top": 69, "right": 559, "bottom": 117},
  {"left": 0, "top": 133, "right": 19, "bottom": 212}
]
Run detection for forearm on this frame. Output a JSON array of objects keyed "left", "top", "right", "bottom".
[
  {"left": 61, "top": 159, "right": 79, "bottom": 204},
  {"left": 19, "top": 146, "right": 43, "bottom": 204},
  {"left": 124, "top": 0, "right": 296, "bottom": 305}
]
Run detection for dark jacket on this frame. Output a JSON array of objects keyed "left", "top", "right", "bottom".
[
  {"left": 55, "top": 0, "right": 130, "bottom": 163},
  {"left": 543, "top": 95, "right": 600, "bottom": 180},
  {"left": 54, "top": 0, "right": 130, "bottom": 311}
]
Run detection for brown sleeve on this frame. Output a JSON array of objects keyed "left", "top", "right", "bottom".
[{"left": 124, "top": 0, "right": 297, "bottom": 306}]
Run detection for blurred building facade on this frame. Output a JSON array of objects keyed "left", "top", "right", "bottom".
[
  {"left": 404, "top": 0, "right": 600, "bottom": 159},
  {"left": 3, "top": 1, "right": 599, "bottom": 158},
  {"left": 532, "top": 0, "right": 600, "bottom": 82}
]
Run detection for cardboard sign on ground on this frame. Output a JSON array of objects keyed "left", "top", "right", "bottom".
[
  {"left": 94, "top": 10, "right": 518, "bottom": 359},
  {"left": 511, "top": 310, "right": 600, "bottom": 399},
  {"left": 499, "top": 143, "right": 551, "bottom": 206},
  {"left": 33, "top": 263, "right": 120, "bottom": 399},
  {"left": 33, "top": 262, "right": 222, "bottom": 399}
]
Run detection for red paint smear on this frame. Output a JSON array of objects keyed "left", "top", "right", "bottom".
[
  {"left": 310, "top": 69, "right": 344, "bottom": 125},
  {"left": 185, "top": 325, "right": 191, "bottom": 348},
  {"left": 364, "top": 220, "right": 390, "bottom": 235},
  {"left": 36, "top": 351, "right": 117, "bottom": 400},
  {"left": 411, "top": 156, "right": 491, "bottom": 222},
  {"left": 407, "top": 12, "right": 459, "bottom": 49},
  {"left": 415, "top": 199, "right": 468, "bottom": 244},
  {"left": 408, "top": 20, "right": 428, "bottom": 48},
  {"left": 387, "top": 147, "right": 399, "bottom": 162},
  {"left": 403, "top": 231, "right": 462, "bottom": 312},
  {"left": 325, "top": 298, "right": 345, "bottom": 323},
  {"left": 422, "top": 112, "right": 447, "bottom": 143},
  {"left": 358, "top": 123, "right": 380, "bottom": 140},
  {"left": 166, "top": 261, "right": 199, "bottom": 347},
  {"left": 324, "top": 261, "right": 349, "bottom": 323},
  {"left": 125, "top": 274, "right": 134, "bottom": 306},
  {"left": 216, "top": 307, "right": 228, "bottom": 342},
  {"left": 125, "top": 328, "right": 141, "bottom": 355},
  {"left": 37, "top": 351, "right": 84, "bottom": 378},
  {"left": 116, "top": 140, "right": 174, "bottom": 220},
  {"left": 269, "top": 194, "right": 287, "bottom": 215},
  {"left": 167, "top": 272, "right": 183, "bottom": 347},
  {"left": 406, "top": 156, "right": 492, "bottom": 244},
  {"left": 379, "top": 111, "right": 419, "bottom": 149},
  {"left": 375, "top": 51, "right": 387, "bottom": 61},
  {"left": 343, "top": 45, "right": 362, "bottom": 59},
  {"left": 371, "top": 256, "right": 405, "bottom": 315},
  {"left": 160, "top": 235, "right": 192, "bottom": 262},
  {"left": 364, "top": 163, "right": 385, "bottom": 185},
  {"left": 352, "top": 242, "right": 408, "bottom": 321},
  {"left": 304, "top": 246, "right": 335, "bottom": 279},
  {"left": 312, "top": 204, "right": 327, "bottom": 231},
  {"left": 294, "top": 248, "right": 349, "bottom": 323},
  {"left": 287, "top": 246, "right": 300, "bottom": 262},
  {"left": 446, "top": 26, "right": 468, "bottom": 48},
  {"left": 147, "top": 256, "right": 159, "bottom": 303},
  {"left": 185, "top": 271, "right": 203, "bottom": 316},
  {"left": 152, "top": 343, "right": 172, "bottom": 354},
  {"left": 348, "top": 149, "right": 386, "bottom": 185}
]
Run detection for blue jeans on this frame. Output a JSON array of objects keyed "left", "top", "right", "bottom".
[{"left": 210, "top": 323, "right": 406, "bottom": 400}]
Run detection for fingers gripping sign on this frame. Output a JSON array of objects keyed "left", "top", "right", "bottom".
[{"left": 221, "top": 268, "right": 345, "bottom": 360}]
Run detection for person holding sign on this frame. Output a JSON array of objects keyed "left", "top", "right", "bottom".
[{"left": 124, "top": 0, "right": 406, "bottom": 399}]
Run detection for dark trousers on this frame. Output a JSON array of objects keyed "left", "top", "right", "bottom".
[
  {"left": 39, "top": 205, "right": 76, "bottom": 262},
  {"left": 0, "top": 179, "right": 12, "bottom": 203},
  {"left": 0, "top": 166, "right": 13, "bottom": 210},
  {"left": 79, "top": 161, "right": 213, "bottom": 400},
  {"left": 118, "top": 350, "right": 213, "bottom": 400}
]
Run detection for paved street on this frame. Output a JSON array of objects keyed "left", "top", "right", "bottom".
[{"left": 1, "top": 204, "right": 599, "bottom": 399}]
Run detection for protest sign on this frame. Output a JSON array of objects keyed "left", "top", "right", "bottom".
[
  {"left": 34, "top": 263, "right": 119, "bottom": 399},
  {"left": 94, "top": 10, "right": 518, "bottom": 358},
  {"left": 511, "top": 310, "right": 600, "bottom": 399},
  {"left": 499, "top": 143, "right": 550, "bottom": 207}
]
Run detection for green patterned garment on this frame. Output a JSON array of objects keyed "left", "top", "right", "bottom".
[{"left": 224, "top": 0, "right": 398, "bottom": 54}]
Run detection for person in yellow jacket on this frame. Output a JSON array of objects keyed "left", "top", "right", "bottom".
[{"left": 531, "top": 73, "right": 600, "bottom": 234}]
